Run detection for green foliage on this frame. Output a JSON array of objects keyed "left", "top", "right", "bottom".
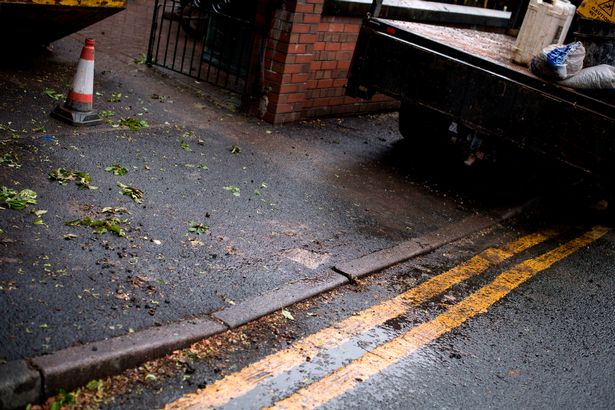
[
  {"left": 49, "top": 168, "right": 97, "bottom": 190},
  {"left": 119, "top": 117, "right": 149, "bottom": 131},
  {"left": 65, "top": 217, "right": 127, "bottom": 238},
  {"left": 223, "top": 185, "right": 240, "bottom": 197},
  {"left": 188, "top": 223, "right": 209, "bottom": 235},
  {"left": 134, "top": 53, "right": 148, "bottom": 65},
  {"left": 43, "top": 88, "right": 64, "bottom": 101},
  {"left": 117, "top": 182, "right": 144, "bottom": 204},
  {"left": 0, "top": 186, "right": 37, "bottom": 210},
  {"left": 0, "top": 152, "right": 21, "bottom": 168},
  {"left": 107, "top": 92, "right": 122, "bottom": 103},
  {"left": 105, "top": 164, "right": 128, "bottom": 176},
  {"left": 180, "top": 140, "right": 192, "bottom": 151}
]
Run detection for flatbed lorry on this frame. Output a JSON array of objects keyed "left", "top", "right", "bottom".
[{"left": 346, "top": 8, "right": 615, "bottom": 185}]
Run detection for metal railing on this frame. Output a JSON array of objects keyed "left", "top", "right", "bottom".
[{"left": 147, "top": 0, "right": 255, "bottom": 94}]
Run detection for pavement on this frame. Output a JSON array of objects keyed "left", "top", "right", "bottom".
[{"left": 0, "top": 1, "right": 604, "bottom": 408}]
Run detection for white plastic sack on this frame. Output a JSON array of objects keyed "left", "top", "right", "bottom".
[
  {"left": 531, "top": 42, "right": 586, "bottom": 81},
  {"left": 558, "top": 65, "right": 615, "bottom": 89}
]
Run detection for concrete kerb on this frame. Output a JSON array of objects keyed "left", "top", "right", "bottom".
[
  {"left": 213, "top": 270, "right": 349, "bottom": 328},
  {"left": 0, "top": 361, "right": 41, "bottom": 410},
  {"left": 334, "top": 214, "right": 497, "bottom": 279},
  {"left": 0, "top": 204, "right": 530, "bottom": 409}
]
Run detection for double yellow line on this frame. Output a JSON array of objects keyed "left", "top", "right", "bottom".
[{"left": 167, "top": 226, "right": 608, "bottom": 410}]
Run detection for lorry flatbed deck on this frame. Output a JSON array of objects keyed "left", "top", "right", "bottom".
[
  {"left": 386, "top": 21, "right": 523, "bottom": 74},
  {"left": 347, "top": 17, "right": 615, "bottom": 180}
]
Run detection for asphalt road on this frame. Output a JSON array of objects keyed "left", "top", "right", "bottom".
[
  {"left": 2, "top": 17, "right": 614, "bottom": 410},
  {"left": 56, "top": 214, "right": 610, "bottom": 410},
  {"left": 0, "top": 33, "right": 558, "bottom": 364},
  {"left": 322, "top": 228, "right": 615, "bottom": 410}
]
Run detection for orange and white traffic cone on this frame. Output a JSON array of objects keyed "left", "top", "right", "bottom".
[{"left": 51, "top": 38, "right": 102, "bottom": 126}]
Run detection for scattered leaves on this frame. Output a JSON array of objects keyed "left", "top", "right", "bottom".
[
  {"left": 49, "top": 388, "right": 74, "bottom": 410},
  {"left": 117, "top": 183, "right": 144, "bottom": 204},
  {"left": 101, "top": 206, "right": 129, "bottom": 214},
  {"left": 31, "top": 209, "right": 48, "bottom": 227},
  {"left": 223, "top": 185, "right": 240, "bottom": 197},
  {"left": 229, "top": 144, "right": 241, "bottom": 154},
  {"left": 31, "top": 121, "right": 46, "bottom": 133},
  {"left": 105, "top": 164, "right": 128, "bottom": 176},
  {"left": 0, "top": 280, "right": 17, "bottom": 291},
  {"left": 0, "top": 152, "right": 21, "bottom": 168},
  {"left": 43, "top": 88, "right": 64, "bottom": 101},
  {"left": 107, "top": 92, "right": 122, "bottom": 103},
  {"left": 49, "top": 168, "right": 97, "bottom": 189},
  {"left": 134, "top": 53, "right": 148, "bottom": 65},
  {"left": 119, "top": 117, "right": 149, "bottom": 131},
  {"left": 63, "top": 233, "right": 78, "bottom": 240},
  {"left": 86, "top": 379, "right": 104, "bottom": 394},
  {"left": 188, "top": 223, "right": 209, "bottom": 235},
  {"left": 0, "top": 187, "right": 37, "bottom": 210},
  {"left": 65, "top": 217, "right": 127, "bottom": 237},
  {"left": 100, "top": 110, "right": 115, "bottom": 119},
  {"left": 179, "top": 140, "right": 192, "bottom": 151}
]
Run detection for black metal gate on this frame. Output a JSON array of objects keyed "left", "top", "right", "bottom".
[{"left": 147, "top": 0, "right": 256, "bottom": 94}]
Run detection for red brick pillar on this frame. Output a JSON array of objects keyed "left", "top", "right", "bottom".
[{"left": 261, "top": 0, "right": 324, "bottom": 124}]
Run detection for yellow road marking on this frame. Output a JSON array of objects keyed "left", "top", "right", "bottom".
[
  {"left": 166, "top": 229, "right": 558, "bottom": 410},
  {"left": 269, "top": 226, "right": 609, "bottom": 410}
]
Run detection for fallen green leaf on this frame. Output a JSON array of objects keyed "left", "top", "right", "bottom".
[
  {"left": 63, "top": 233, "right": 78, "bottom": 240},
  {"left": 86, "top": 379, "right": 103, "bottom": 391},
  {"left": 0, "top": 187, "right": 37, "bottom": 210},
  {"left": 179, "top": 140, "right": 192, "bottom": 151},
  {"left": 281, "top": 309, "right": 294, "bottom": 321},
  {"left": 119, "top": 117, "right": 149, "bottom": 131},
  {"left": 223, "top": 185, "right": 240, "bottom": 197},
  {"left": 49, "top": 168, "right": 97, "bottom": 189},
  {"left": 105, "top": 164, "right": 128, "bottom": 176},
  {"left": 43, "top": 88, "right": 64, "bottom": 101},
  {"left": 117, "top": 182, "right": 144, "bottom": 204},
  {"left": 134, "top": 53, "right": 148, "bottom": 65},
  {"left": 0, "top": 152, "right": 21, "bottom": 168},
  {"left": 65, "top": 217, "right": 128, "bottom": 238},
  {"left": 229, "top": 144, "right": 241, "bottom": 154},
  {"left": 33, "top": 218, "right": 47, "bottom": 227},
  {"left": 108, "top": 92, "right": 122, "bottom": 103},
  {"left": 32, "top": 209, "right": 47, "bottom": 218},
  {"left": 100, "top": 110, "right": 115, "bottom": 119},
  {"left": 188, "top": 223, "right": 209, "bottom": 235},
  {"left": 101, "top": 206, "right": 129, "bottom": 214}
]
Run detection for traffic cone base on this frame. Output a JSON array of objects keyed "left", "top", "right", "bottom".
[
  {"left": 51, "top": 38, "right": 101, "bottom": 126},
  {"left": 51, "top": 104, "right": 102, "bottom": 126}
]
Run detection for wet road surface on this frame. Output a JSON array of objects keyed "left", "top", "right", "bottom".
[
  {"left": 154, "top": 226, "right": 614, "bottom": 410},
  {"left": 32, "top": 209, "right": 608, "bottom": 409},
  {"left": 2, "top": 5, "right": 614, "bottom": 409}
]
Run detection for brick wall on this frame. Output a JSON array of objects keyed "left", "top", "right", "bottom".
[{"left": 260, "top": 0, "right": 398, "bottom": 124}]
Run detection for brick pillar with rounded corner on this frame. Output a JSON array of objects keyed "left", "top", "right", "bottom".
[{"left": 261, "top": 0, "right": 322, "bottom": 124}]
